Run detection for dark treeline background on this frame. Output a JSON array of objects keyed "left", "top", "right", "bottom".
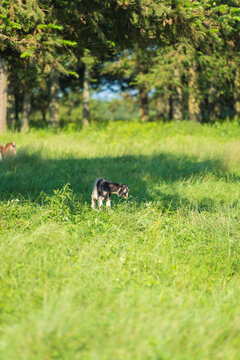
[{"left": 0, "top": 0, "right": 240, "bottom": 131}]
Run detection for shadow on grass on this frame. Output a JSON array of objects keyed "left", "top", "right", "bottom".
[{"left": 0, "top": 150, "right": 238, "bottom": 212}]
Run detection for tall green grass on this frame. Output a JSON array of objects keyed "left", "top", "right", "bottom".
[{"left": 1, "top": 120, "right": 240, "bottom": 359}]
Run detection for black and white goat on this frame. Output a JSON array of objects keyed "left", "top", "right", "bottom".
[{"left": 91, "top": 178, "right": 129, "bottom": 210}]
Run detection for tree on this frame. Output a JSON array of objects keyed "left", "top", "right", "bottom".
[
  {"left": 198, "top": 1, "right": 240, "bottom": 120},
  {"left": 0, "top": 0, "right": 79, "bottom": 131},
  {"left": 49, "top": 69, "right": 60, "bottom": 128},
  {"left": 81, "top": 52, "right": 96, "bottom": 126},
  {"left": 234, "top": 69, "right": 240, "bottom": 117},
  {"left": 98, "top": 47, "right": 155, "bottom": 122},
  {"left": 82, "top": 63, "right": 90, "bottom": 126},
  {"left": 188, "top": 62, "right": 201, "bottom": 122},
  {"left": 21, "top": 91, "right": 31, "bottom": 131},
  {"left": 2, "top": 0, "right": 240, "bottom": 129},
  {"left": 172, "top": 68, "right": 183, "bottom": 121},
  {"left": 0, "top": 59, "right": 7, "bottom": 132}
]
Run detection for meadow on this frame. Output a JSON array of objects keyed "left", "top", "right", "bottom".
[{"left": 1, "top": 120, "right": 240, "bottom": 359}]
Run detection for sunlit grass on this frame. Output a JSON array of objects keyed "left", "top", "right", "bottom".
[{"left": 1, "top": 120, "right": 240, "bottom": 359}]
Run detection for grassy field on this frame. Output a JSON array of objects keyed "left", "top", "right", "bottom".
[{"left": 1, "top": 120, "right": 240, "bottom": 359}]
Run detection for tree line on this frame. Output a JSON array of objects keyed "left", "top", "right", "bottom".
[{"left": 0, "top": 0, "right": 239, "bottom": 132}]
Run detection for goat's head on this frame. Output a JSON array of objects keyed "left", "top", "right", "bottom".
[{"left": 117, "top": 184, "right": 129, "bottom": 199}]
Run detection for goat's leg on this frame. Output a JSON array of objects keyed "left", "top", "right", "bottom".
[
  {"left": 98, "top": 198, "right": 104, "bottom": 210},
  {"left": 91, "top": 196, "right": 97, "bottom": 209},
  {"left": 106, "top": 195, "right": 111, "bottom": 210}
]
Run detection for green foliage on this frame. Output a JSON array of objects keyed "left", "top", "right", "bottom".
[
  {"left": 1, "top": 122, "right": 240, "bottom": 358},
  {"left": 0, "top": 1, "right": 64, "bottom": 61},
  {"left": 39, "top": 183, "right": 73, "bottom": 221},
  {"left": 20, "top": 52, "right": 34, "bottom": 59},
  {"left": 60, "top": 40, "right": 78, "bottom": 47},
  {"left": 2, "top": 0, "right": 240, "bottom": 130},
  {"left": 37, "top": 24, "right": 64, "bottom": 31}
]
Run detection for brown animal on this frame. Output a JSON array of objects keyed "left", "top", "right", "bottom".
[{"left": 0, "top": 142, "right": 16, "bottom": 161}]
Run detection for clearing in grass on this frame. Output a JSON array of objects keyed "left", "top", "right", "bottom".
[{"left": 0, "top": 121, "right": 240, "bottom": 359}]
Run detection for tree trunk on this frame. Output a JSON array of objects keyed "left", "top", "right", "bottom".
[
  {"left": 0, "top": 59, "right": 7, "bottom": 132},
  {"left": 14, "top": 91, "right": 20, "bottom": 126},
  {"left": 21, "top": 91, "right": 31, "bottom": 131},
  {"left": 82, "top": 63, "right": 90, "bottom": 126},
  {"left": 172, "top": 69, "right": 182, "bottom": 121},
  {"left": 7, "top": 93, "right": 16, "bottom": 128},
  {"left": 208, "top": 85, "right": 221, "bottom": 122},
  {"left": 214, "top": 101, "right": 221, "bottom": 120},
  {"left": 156, "top": 94, "right": 164, "bottom": 121},
  {"left": 49, "top": 69, "right": 59, "bottom": 128},
  {"left": 208, "top": 85, "right": 215, "bottom": 122},
  {"left": 188, "top": 64, "right": 201, "bottom": 122},
  {"left": 139, "top": 85, "right": 149, "bottom": 122},
  {"left": 166, "top": 87, "right": 173, "bottom": 120},
  {"left": 234, "top": 68, "right": 240, "bottom": 117},
  {"left": 42, "top": 109, "right": 47, "bottom": 124}
]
